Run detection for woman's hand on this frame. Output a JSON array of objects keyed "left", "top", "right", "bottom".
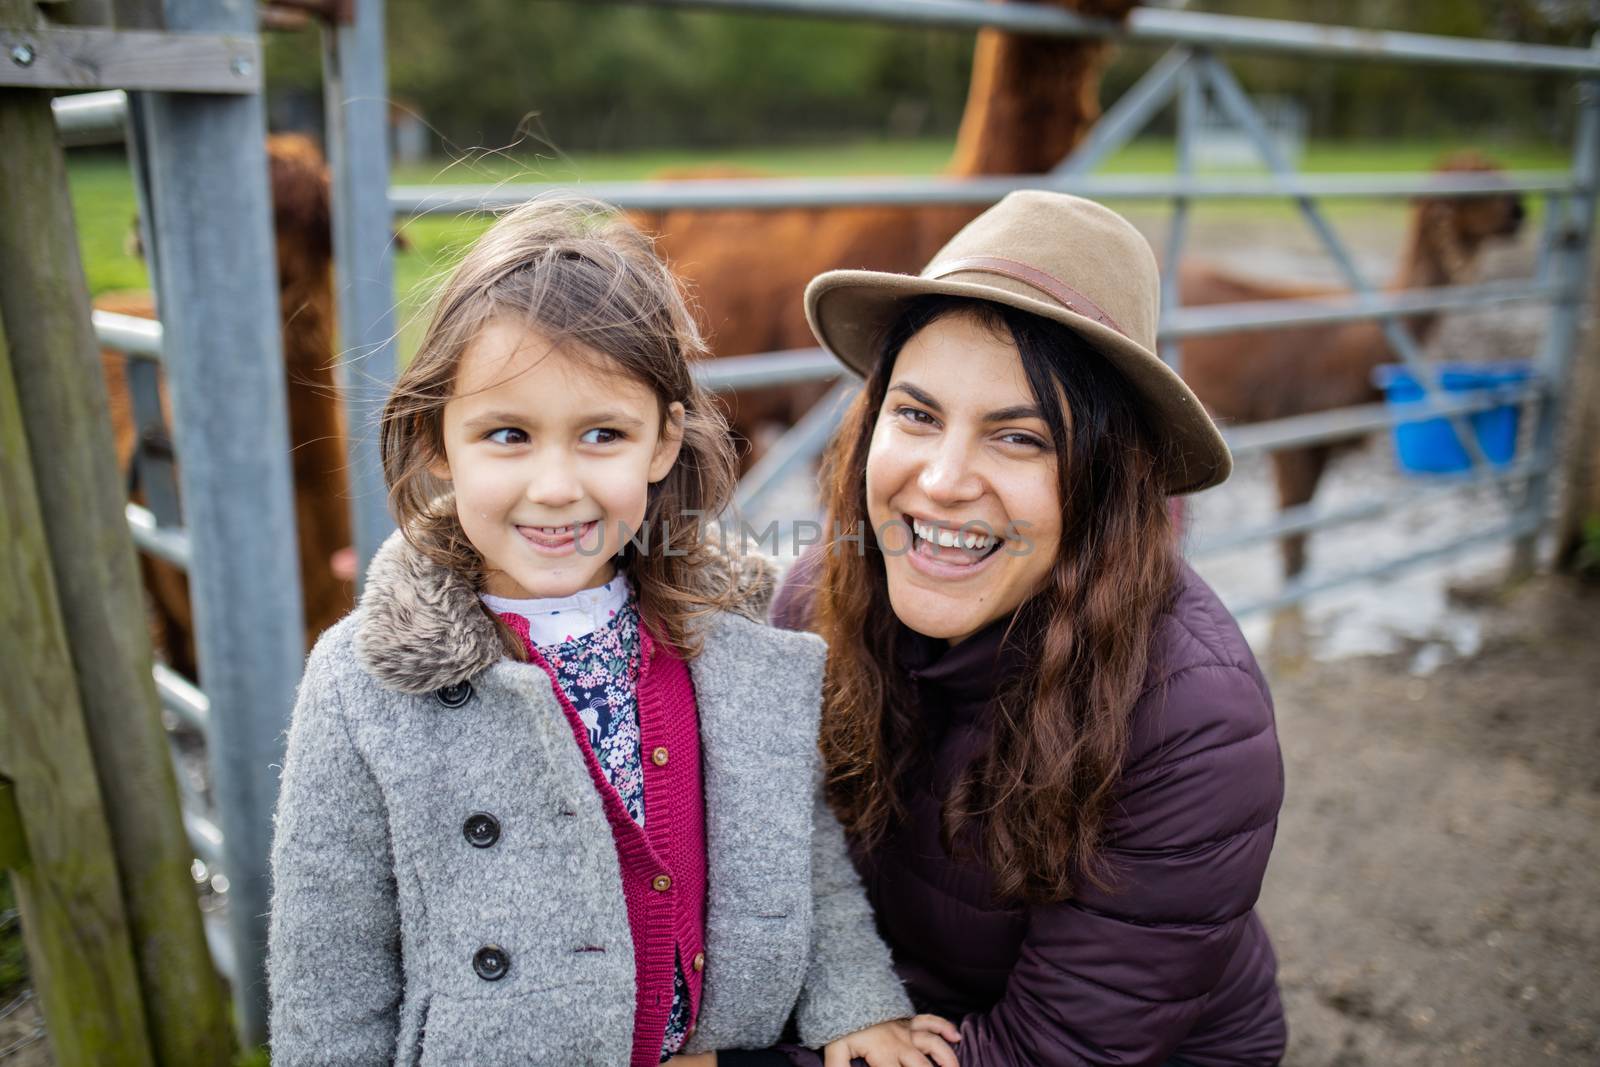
[
  {"left": 664, "top": 1054, "right": 716, "bottom": 1067},
  {"left": 823, "top": 1014, "right": 960, "bottom": 1067}
]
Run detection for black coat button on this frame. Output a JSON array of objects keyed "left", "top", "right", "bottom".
[
  {"left": 435, "top": 681, "right": 473, "bottom": 708},
  {"left": 463, "top": 812, "right": 500, "bottom": 848},
  {"left": 473, "top": 944, "right": 509, "bottom": 981}
]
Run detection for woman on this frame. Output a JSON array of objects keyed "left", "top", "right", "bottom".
[{"left": 771, "top": 191, "right": 1287, "bottom": 1066}]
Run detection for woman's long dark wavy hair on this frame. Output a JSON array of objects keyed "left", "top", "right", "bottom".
[{"left": 815, "top": 294, "right": 1180, "bottom": 904}]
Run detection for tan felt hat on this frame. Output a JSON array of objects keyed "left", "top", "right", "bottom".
[{"left": 803, "top": 189, "right": 1231, "bottom": 494}]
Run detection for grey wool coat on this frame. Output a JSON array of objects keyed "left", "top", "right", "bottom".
[{"left": 268, "top": 531, "right": 912, "bottom": 1066}]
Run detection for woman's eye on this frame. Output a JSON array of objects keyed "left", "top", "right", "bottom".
[
  {"left": 580, "top": 427, "right": 624, "bottom": 445},
  {"left": 998, "top": 431, "right": 1047, "bottom": 449},
  {"left": 894, "top": 406, "right": 937, "bottom": 427},
  {"left": 486, "top": 427, "right": 527, "bottom": 445}
]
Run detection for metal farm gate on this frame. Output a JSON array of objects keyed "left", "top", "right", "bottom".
[{"left": 54, "top": 0, "right": 1600, "bottom": 1050}]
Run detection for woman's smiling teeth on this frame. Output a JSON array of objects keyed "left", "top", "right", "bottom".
[{"left": 909, "top": 516, "right": 1004, "bottom": 560}]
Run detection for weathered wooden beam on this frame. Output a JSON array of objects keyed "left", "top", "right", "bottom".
[
  {"left": 0, "top": 25, "right": 260, "bottom": 92},
  {"left": 0, "top": 4, "right": 234, "bottom": 1057},
  {"left": 0, "top": 779, "right": 29, "bottom": 872},
  {"left": 0, "top": 302, "right": 155, "bottom": 1067}
]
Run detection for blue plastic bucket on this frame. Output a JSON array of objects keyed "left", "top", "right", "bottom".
[{"left": 1371, "top": 362, "right": 1533, "bottom": 474}]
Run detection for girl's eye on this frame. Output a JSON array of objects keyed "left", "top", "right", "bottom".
[
  {"left": 486, "top": 427, "right": 527, "bottom": 445},
  {"left": 894, "top": 406, "right": 937, "bottom": 427},
  {"left": 580, "top": 427, "right": 624, "bottom": 445}
]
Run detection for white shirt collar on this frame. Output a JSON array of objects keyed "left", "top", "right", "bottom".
[{"left": 480, "top": 573, "right": 632, "bottom": 648}]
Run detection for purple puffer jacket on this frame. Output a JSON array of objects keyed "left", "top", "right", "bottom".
[{"left": 772, "top": 555, "right": 1287, "bottom": 1067}]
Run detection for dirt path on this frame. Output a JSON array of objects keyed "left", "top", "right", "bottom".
[{"left": 1257, "top": 575, "right": 1600, "bottom": 1065}]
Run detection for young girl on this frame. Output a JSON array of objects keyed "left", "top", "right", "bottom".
[{"left": 266, "top": 198, "right": 958, "bottom": 1067}]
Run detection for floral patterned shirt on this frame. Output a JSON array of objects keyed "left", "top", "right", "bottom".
[{"left": 484, "top": 582, "right": 693, "bottom": 1059}]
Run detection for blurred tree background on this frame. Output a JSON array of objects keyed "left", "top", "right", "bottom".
[{"left": 264, "top": 0, "right": 1600, "bottom": 156}]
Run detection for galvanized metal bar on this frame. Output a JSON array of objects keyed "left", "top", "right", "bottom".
[
  {"left": 1532, "top": 192, "right": 1565, "bottom": 286},
  {"left": 391, "top": 171, "right": 1580, "bottom": 217},
  {"left": 1220, "top": 381, "right": 1544, "bottom": 457},
  {"left": 1198, "top": 52, "right": 1508, "bottom": 489},
  {"left": 575, "top": 0, "right": 1600, "bottom": 74},
  {"left": 1191, "top": 460, "right": 1536, "bottom": 558},
  {"left": 50, "top": 88, "right": 128, "bottom": 146},
  {"left": 153, "top": 663, "right": 209, "bottom": 735},
  {"left": 692, "top": 347, "right": 840, "bottom": 391},
  {"left": 124, "top": 358, "right": 183, "bottom": 526},
  {"left": 1227, "top": 514, "right": 1542, "bottom": 619},
  {"left": 321, "top": 0, "right": 398, "bottom": 582},
  {"left": 1054, "top": 46, "right": 1190, "bottom": 177},
  {"left": 126, "top": 502, "right": 190, "bottom": 568},
  {"left": 179, "top": 797, "right": 224, "bottom": 872},
  {"left": 136, "top": 0, "right": 304, "bottom": 1043},
  {"left": 1159, "top": 59, "right": 1200, "bottom": 371},
  {"left": 120, "top": 92, "right": 183, "bottom": 528},
  {"left": 1515, "top": 64, "right": 1600, "bottom": 568},
  {"left": 93, "top": 309, "right": 163, "bottom": 360},
  {"left": 715, "top": 360, "right": 1543, "bottom": 470},
  {"left": 1131, "top": 6, "right": 1600, "bottom": 75},
  {"left": 733, "top": 378, "right": 858, "bottom": 517},
  {"left": 1161, "top": 279, "right": 1565, "bottom": 339}
]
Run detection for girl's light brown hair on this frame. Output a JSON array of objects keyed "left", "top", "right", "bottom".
[
  {"left": 815, "top": 295, "right": 1179, "bottom": 904},
  {"left": 380, "top": 195, "right": 740, "bottom": 658}
]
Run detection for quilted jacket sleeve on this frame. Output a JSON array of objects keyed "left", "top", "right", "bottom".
[
  {"left": 268, "top": 630, "right": 403, "bottom": 1065},
  {"left": 954, "top": 660, "right": 1284, "bottom": 1067}
]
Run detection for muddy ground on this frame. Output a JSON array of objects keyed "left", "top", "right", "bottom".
[{"left": 1259, "top": 575, "right": 1600, "bottom": 1066}]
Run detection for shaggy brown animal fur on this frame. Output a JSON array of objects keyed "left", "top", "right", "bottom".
[
  {"left": 1179, "top": 151, "right": 1526, "bottom": 579},
  {"left": 635, "top": 0, "right": 1140, "bottom": 462},
  {"left": 99, "top": 133, "right": 354, "bottom": 678}
]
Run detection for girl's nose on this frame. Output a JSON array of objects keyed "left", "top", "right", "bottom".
[
  {"left": 523, "top": 457, "right": 584, "bottom": 507},
  {"left": 917, "top": 438, "right": 983, "bottom": 505}
]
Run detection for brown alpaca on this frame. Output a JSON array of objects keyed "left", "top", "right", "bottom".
[
  {"left": 99, "top": 133, "right": 354, "bottom": 679},
  {"left": 1179, "top": 151, "right": 1526, "bottom": 580},
  {"left": 635, "top": 0, "right": 1139, "bottom": 462}
]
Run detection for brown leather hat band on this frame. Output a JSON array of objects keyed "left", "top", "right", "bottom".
[{"left": 927, "top": 255, "right": 1129, "bottom": 340}]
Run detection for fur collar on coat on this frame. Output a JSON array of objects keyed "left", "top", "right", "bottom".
[{"left": 353, "top": 529, "right": 777, "bottom": 695}]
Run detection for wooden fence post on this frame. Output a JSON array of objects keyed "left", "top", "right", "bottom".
[
  {"left": 0, "top": 0, "right": 234, "bottom": 1059},
  {"left": 0, "top": 316, "right": 155, "bottom": 1066}
]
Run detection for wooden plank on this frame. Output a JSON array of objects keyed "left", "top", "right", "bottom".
[
  {"left": 0, "top": 26, "right": 260, "bottom": 92},
  {"left": 0, "top": 303, "right": 155, "bottom": 1067},
  {"left": 0, "top": 19, "right": 234, "bottom": 1060}
]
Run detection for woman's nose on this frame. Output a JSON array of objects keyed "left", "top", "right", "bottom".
[{"left": 917, "top": 439, "right": 982, "bottom": 504}]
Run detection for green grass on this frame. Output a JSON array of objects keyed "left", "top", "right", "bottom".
[
  {"left": 67, "top": 150, "right": 150, "bottom": 297},
  {"left": 67, "top": 136, "right": 1571, "bottom": 361}
]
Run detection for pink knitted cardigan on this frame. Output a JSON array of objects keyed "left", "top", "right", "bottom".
[{"left": 502, "top": 613, "right": 709, "bottom": 1067}]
